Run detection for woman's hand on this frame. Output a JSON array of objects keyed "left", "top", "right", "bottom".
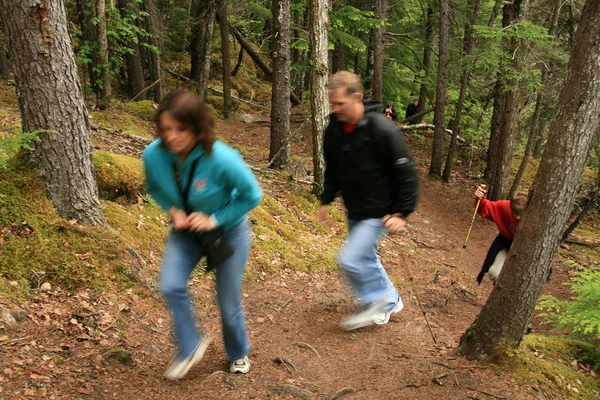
[
  {"left": 186, "top": 212, "right": 216, "bottom": 232},
  {"left": 169, "top": 207, "right": 188, "bottom": 230}
]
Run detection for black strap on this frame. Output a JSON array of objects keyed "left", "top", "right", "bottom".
[{"left": 173, "top": 157, "right": 200, "bottom": 214}]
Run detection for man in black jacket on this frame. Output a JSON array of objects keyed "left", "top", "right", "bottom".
[{"left": 317, "top": 71, "right": 419, "bottom": 331}]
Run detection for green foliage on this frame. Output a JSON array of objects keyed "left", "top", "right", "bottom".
[
  {"left": 0, "top": 130, "right": 43, "bottom": 169},
  {"left": 537, "top": 267, "right": 600, "bottom": 342}
]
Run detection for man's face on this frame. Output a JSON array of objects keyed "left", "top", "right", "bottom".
[
  {"left": 414, "top": 100, "right": 419, "bottom": 106},
  {"left": 329, "top": 87, "right": 361, "bottom": 123}
]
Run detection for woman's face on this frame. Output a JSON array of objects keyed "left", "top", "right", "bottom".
[{"left": 159, "top": 111, "right": 197, "bottom": 156}]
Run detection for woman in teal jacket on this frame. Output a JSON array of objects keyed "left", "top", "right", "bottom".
[{"left": 143, "top": 91, "right": 262, "bottom": 380}]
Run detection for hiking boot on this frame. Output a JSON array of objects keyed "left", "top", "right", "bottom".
[
  {"left": 374, "top": 298, "right": 404, "bottom": 325},
  {"left": 164, "top": 335, "right": 212, "bottom": 380},
  {"left": 230, "top": 355, "right": 250, "bottom": 374}
]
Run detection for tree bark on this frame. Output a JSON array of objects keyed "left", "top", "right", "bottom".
[
  {"left": 117, "top": 0, "right": 146, "bottom": 100},
  {"left": 429, "top": 0, "right": 450, "bottom": 176},
  {"left": 141, "top": 0, "right": 163, "bottom": 102},
  {"left": 485, "top": 79, "right": 505, "bottom": 183},
  {"left": 364, "top": 31, "right": 374, "bottom": 99},
  {"left": 562, "top": 168, "right": 600, "bottom": 242},
  {"left": 417, "top": 4, "right": 433, "bottom": 121},
  {"left": 331, "top": 41, "right": 346, "bottom": 73},
  {"left": 443, "top": 0, "right": 481, "bottom": 182},
  {"left": 0, "top": 0, "right": 106, "bottom": 225},
  {"left": 191, "top": 0, "right": 216, "bottom": 101},
  {"left": 96, "top": 0, "right": 111, "bottom": 109},
  {"left": 456, "top": 0, "right": 600, "bottom": 359},
  {"left": 309, "top": 0, "right": 329, "bottom": 195},
  {"left": 217, "top": 0, "right": 231, "bottom": 118},
  {"left": 371, "top": 0, "right": 387, "bottom": 102},
  {"left": 231, "top": 45, "right": 243, "bottom": 76},
  {"left": 269, "top": 0, "right": 291, "bottom": 169},
  {"left": 0, "top": 32, "right": 9, "bottom": 79},
  {"left": 75, "top": 0, "right": 99, "bottom": 95}
]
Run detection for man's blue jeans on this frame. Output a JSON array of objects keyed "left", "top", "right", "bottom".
[
  {"left": 338, "top": 218, "right": 399, "bottom": 311},
  {"left": 159, "top": 219, "right": 251, "bottom": 360}
]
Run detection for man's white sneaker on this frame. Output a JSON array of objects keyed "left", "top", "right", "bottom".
[
  {"left": 374, "top": 298, "right": 404, "bottom": 325},
  {"left": 230, "top": 355, "right": 250, "bottom": 374},
  {"left": 164, "top": 335, "right": 212, "bottom": 380},
  {"left": 340, "top": 300, "right": 386, "bottom": 331}
]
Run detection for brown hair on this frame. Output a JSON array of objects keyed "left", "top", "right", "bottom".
[
  {"left": 510, "top": 191, "right": 528, "bottom": 217},
  {"left": 328, "top": 70, "right": 364, "bottom": 96},
  {"left": 155, "top": 90, "right": 216, "bottom": 155}
]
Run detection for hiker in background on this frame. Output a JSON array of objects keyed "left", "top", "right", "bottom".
[
  {"left": 405, "top": 98, "right": 419, "bottom": 124},
  {"left": 143, "top": 91, "right": 262, "bottom": 379},
  {"left": 383, "top": 103, "right": 398, "bottom": 121},
  {"left": 317, "top": 71, "right": 419, "bottom": 331},
  {"left": 474, "top": 185, "right": 527, "bottom": 284}
]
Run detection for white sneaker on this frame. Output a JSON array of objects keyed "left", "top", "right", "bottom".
[
  {"left": 164, "top": 336, "right": 212, "bottom": 380},
  {"left": 230, "top": 355, "right": 250, "bottom": 374},
  {"left": 374, "top": 298, "right": 404, "bottom": 325}
]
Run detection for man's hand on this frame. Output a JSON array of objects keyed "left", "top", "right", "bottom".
[
  {"left": 475, "top": 184, "right": 487, "bottom": 200},
  {"left": 169, "top": 207, "right": 188, "bottom": 230},
  {"left": 186, "top": 212, "right": 216, "bottom": 232},
  {"left": 384, "top": 215, "right": 407, "bottom": 234},
  {"left": 317, "top": 205, "right": 329, "bottom": 226}
]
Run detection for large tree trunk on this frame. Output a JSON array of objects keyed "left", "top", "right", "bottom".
[
  {"left": 217, "top": 0, "right": 231, "bottom": 118},
  {"left": 141, "top": 0, "right": 163, "bottom": 102},
  {"left": 292, "top": 10, "right": 305, "bottom": 100},
  {"left": 117, "top": 0, "right": 146, "bottom": 100},
  {"left": 269, "top": 0, "right": 291, "bottom": 169},
  {"left": 96, "top": 0, "right": 111, "bottom": 109},
  {"left": 485, "top": 79, "right": 505, "bottom": 183},
  {"left": 443, "top": 0, "right": 481, "bottom": 182},
  {"left": 0, "top": 33, "right": 9, "bottom": 79},
  {"left": 191, "top": 0, "right": 216, "bottom": 101},
  {"left": 309, "top": 0, "right": 329, "bottom": 195},
  {"left": 75, "top": 0, "right": 99, "bottom": 95},
  {"left": 0, "top": 0, "right": 106, "bottom": 225},
  {"left": 562, "top": 168, "right": 600, "bottom": 242},
  {"left": 417, "top": 4, "right": 433, "bottom": 120},
  {"left": 487, "top": 1, "right": 526, "bottom": 200},
  {"left": 456, "top": 0, "right": 600, "bottom": 359},
  {"left": 364, "top": 32, "right": 374, "bottom": 99},
  {"left": 371, "top": 0, "right": 387, "bottom": 102},
  {"left": 429, "top": 0, "right": 450, "bottom": 176}
]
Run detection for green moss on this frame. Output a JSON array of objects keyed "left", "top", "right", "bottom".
[
  {"left": 94, "top": 150, "right": 145, "bottom": 202},
  {"left": 464, "top": 323, "right": 478, "bottom": 341},
  {"left": 104, "top": 347, "right": 134, "bottom": 367},
  {"left": 91, "top": 109, "right": 154, "bottom": 139},
  {"left": 501, "top": 335, "right": 600, "bottom": 399},
  {"left": 118, "top": 100, "right": 156, "bottom": 122}
]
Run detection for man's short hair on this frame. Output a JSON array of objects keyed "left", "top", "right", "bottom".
[
  {"left": 328, "top": 71, "right": 364, "bottom": 96},
  {"left": 413, "top": 98, "right": 419, "bottom": 103},
  {"left": 510, "top": 192, "right": 528, "bottom": 217}
]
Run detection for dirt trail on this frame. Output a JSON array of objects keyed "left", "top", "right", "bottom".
[{"left": 1, "top": 120, "right": 566, "bottom": 400}]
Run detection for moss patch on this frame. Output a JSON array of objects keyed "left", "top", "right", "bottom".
[
  {"left": 94, "top": 150, "right": 145, "bottom": 203},
  {"left": 118, "top": 100, "right": 156, "bottom": 122},
  {"left": 91, "top": 108, "right": 154, "bottom": 139},
  {"left": 501, "top": 335, "right": 600, "bottom": 399}
]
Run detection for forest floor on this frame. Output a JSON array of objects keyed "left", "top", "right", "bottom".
[{"left": 1, "top": 97, "right": 599, "bottom": 400}]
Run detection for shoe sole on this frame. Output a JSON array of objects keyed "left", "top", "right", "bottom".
[{"left": 165, "top": 336, "right": 212, "bottom": 380}]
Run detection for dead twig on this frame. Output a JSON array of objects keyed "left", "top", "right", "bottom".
[
  {"left": 461, "top": 384, "right": 506, "bottom": 399},
  {"left": 294, "top": 342, "right": 322, "bottom": 361},
  {"left": 273, "top": 357, "right": 296, "bottom": 376},
  {"left": 432, "top": 361, "right": 453, "bottom": 369},
  {"left": 0, "top": 335, "right": 31, "bottom": 346},
  {"left": 329, "top": 387, "right": 356, "bottom": 400},
  {"left": 281, "top": 298, "right": 293, "bottom": 309},
  {"left": 263, "top": 381, "right": 315, "bottom": 400},
  {"left": 432, "top": 372, "right": 449, "bottom": 386}
]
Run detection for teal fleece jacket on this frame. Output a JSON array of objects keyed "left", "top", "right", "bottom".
[{"left": 143, "top": 139, "right": 262, "bottom": 231}]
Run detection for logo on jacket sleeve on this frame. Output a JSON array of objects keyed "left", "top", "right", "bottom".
[{"left": 194, "top": 178, "right": 207, "bottom": 191}]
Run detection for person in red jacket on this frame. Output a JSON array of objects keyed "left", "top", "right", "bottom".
[{"left": 475, "top": 185, "right": 528, "bottom": 284}]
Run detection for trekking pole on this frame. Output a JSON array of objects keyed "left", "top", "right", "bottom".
[
  {"left": 444, "top": 189, "right": 483, "bottom": 306},
  {"left": 383, "top": 230, "right": 437, "bottom": 345}
]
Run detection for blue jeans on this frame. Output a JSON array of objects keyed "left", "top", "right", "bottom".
[
  {"left": 338, "top": 218, "right": 399, "bottom": 311},
  {"left": 160, "top": 219, "right": 251, "bottom": 360}
]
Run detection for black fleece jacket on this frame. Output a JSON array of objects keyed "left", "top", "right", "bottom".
[{"left": 320, "top": 101, "right": 419, "bottom": 220}]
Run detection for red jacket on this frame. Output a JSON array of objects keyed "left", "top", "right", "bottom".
[{"left": 475, "top": 195, "right": 519, "bottom": 240}]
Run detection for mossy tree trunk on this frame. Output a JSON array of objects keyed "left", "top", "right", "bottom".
[
  {"left": 0, "top": 0, "right": 106, "bottom": 225},
  {"left": 309, "top": 0, "right": 329, "bottom": 195},
  {"left": 269, "top": 0, "right": 291, "bottom": 169},
  {"left": 456, "top": 0, "right": 600, "bottom": 359}
]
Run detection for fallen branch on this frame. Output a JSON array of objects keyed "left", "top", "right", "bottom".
[
  {"left": 263, "top": 382, "right": 315, "bottom": 400},
  {"left": 0, "top": 335, "right": 31, "bottom": 346},
  {"left": 131, "top": 78, "right": 161, "bottom": 101},
  {"left": 266, "top": 116, "right": 310, "bottom": 168},
  {"left": 462, "top": 384, "right": 506, "bottom": 399},
  {"left": 273, "top": 357, "right": 296, "bottom": 376},
  {"left": 294, "top": 342, "right": 322, "bottom": 361},
  {"left": 330, "top": 387, "right": 356, "bottom": 400}
]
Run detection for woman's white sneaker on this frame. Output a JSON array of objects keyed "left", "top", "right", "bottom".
[
  {"left": 164, "top": 335, "right": 212, "bottom": 380},
  {"left": 230, "top": 355, "right": 250, "bottom": 374}
]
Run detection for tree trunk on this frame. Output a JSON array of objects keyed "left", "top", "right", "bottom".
[
  {"left": 189, "top": 0, "right": 204, "bottom": 81},
  {"left": 231, "top": 45, "right": 243, "bottom": 76},
  {"left": 331, "top": 41, "right": 346, "bottom": 73},
  {"left": 117, "top": 0, "right": 146, "bottom": 100},
  {"left": 217, "top": 0, "right": 231, "bottom": 118},
  {"left": 429, "top": 0, "right": 450, "bottom": 176},
  {"left": 487, "top": 0, "right": 525, "bottom": 200},
  {"left": 443, "top": 0, "right": 481, "bottom": 182},
  {"left": 309, "top": 0, "right": 328, "bottom": 195},
  {"left": 230, "top": 26, "right": 301, "bottom": 105},
  {"left": 364, "top": 32, "right": 374, "bottom": 99},
  {"left": 0, "top": 0, "right": 106, "bottom": 225},
  {"left": 193, "top": 0, "right": 216, "bottom": 101},
  {"left": 0, "top": 33, "right": 9, "bottom": 79},
  {"left": 269, "top": 0, "right": 291, "bottom": 169},
  {"left": 487, "top": 0, "right": 503, "bottom": 26},
  {"left": 292, "top": 9, "right": 305, "bottom": 100},
  {"left": 485, "top": 79, "right": 505, "bottom": 183},
  {"left": 371, "top": 0, "right": 387, "bottom": 102},
  {"left": 141, "top": 0, "right": 162, "bottom": 102},
  {"left": 456, "top": 0, "right": 600, "bottom": 359},
  {"left": 96, "top": 0, "right": 111, "bottom": 109},
  {"left": 75, "top": 0, "right": 99, "bottom": 95},
  {"left": 417, "top": 5, "right": 433, "bottom": 120},
  {"left": 562, "top": 169, "right": 600, "bottom": 242}
]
